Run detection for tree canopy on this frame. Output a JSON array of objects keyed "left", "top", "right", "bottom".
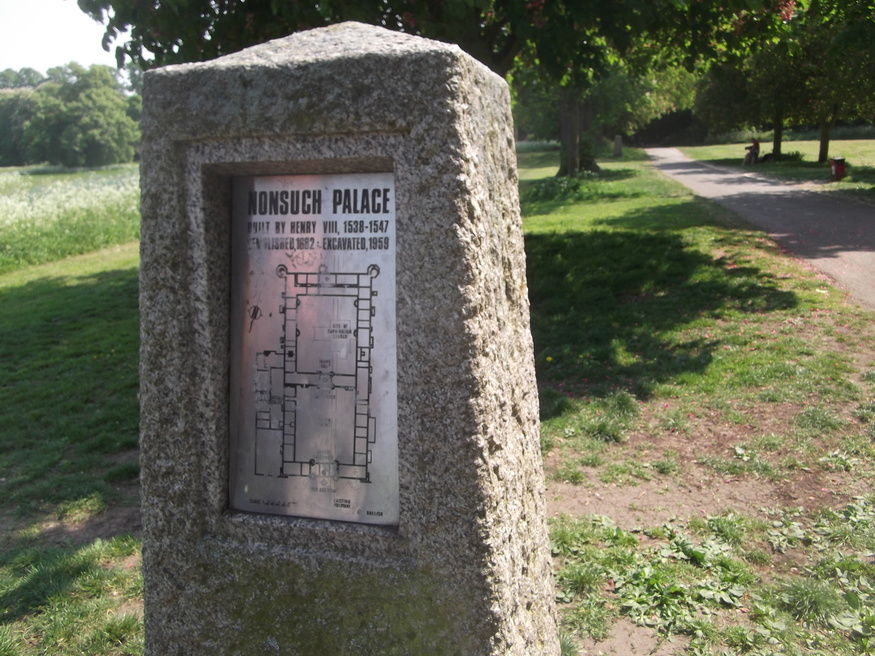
[
  {"left": 77, "top": 0, "right": 873, "bottom": 171},
  {"left": 79, "top": 0, "right": 790, "bottom": 77},
  {"left": 0, "top": 88, "right": 37, "bottom": 166},
  {"left": 0, "top": 64, "right": 139, "bottom": 168},
  {"left": 694, "top": 0, "right": 875, "bottom": 162},
  {"left": 0, "top": 68, "right": 46, "bottom": 89},
  {"left": 78, "top": 0, "right": 795, "bottom": 176}
]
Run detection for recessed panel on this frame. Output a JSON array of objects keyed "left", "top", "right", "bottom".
[{"left": 229, "top": 173, "right": 398, "bottom": 525}]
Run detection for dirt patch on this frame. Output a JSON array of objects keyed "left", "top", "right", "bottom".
[
  {"left": 37, "top": 505, "right": 142, "bottom": 546},
  {"left": 576, "top": 618, "right": 689, "bottom": 655},
  {"left": 113, "top": 598, "right": 145, "bottom": 620},
  {"left": 105, "top": 448, "right": 140, "bottom": 465},
  {"left": 547, "top": 469, "right": 778, "bottom": 529},
  {"left": 545, "top": 396, "right": 868, "bottom": 527},
  {"left": 0, "top": 510, "right": 22, "bottom": 551}
]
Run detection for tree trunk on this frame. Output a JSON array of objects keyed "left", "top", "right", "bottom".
[
  {"left": 818, "top": 120, "right": 831, "bottom": 163},
  {"left": 557, "top": 88, "right": 580, "bottom": 177},
  {"left": 772, "top": 109, "right": 783, "bottom": 158},
  {"left": 578, "top": 101, "right": 601, "bottom": 173},
  {"left": 817, "top": 105, "right": 838, "bottom": 164}
]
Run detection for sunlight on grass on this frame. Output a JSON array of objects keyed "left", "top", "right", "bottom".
[
  {"left": 682, "top": 139, "right": 875, "bottom": 169},
  {"left": 520, "top": 147, "right": 868, "bottom": 409},
  {"left": 0, "top": 536, "right": 143, "bottom": 656},
  {"left": 3, "top": 144, "right": 875, "bottom": 656},
  {"left": 516, "top": 146, "right": 560, "bottom": 180}
]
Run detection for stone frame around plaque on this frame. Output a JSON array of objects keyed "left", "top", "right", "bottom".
[{"left": 174, "top": 136, "right": 405, "bottom": 546}]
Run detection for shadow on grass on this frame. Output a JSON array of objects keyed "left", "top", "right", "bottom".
[
  {"left": 526, "top": 217, "right": 798, "bottom": 401},
  {"left": 517, "top": 149, "right": 562, "bottom": 169},
  {"left": 608, "top": 149, "right": 653, "bottom": 163},
  {"left": 0, "top": 267, "right": 140, "bottom": 516},
  {"left": 592, "top": 197, "right": 753, "bottom": 233},
  {"left": 0, "top": 265, "right": 142, "bottom": 625},
  {"left": 0, "top": 539, "right": 92, "bottom": 623},
  {"left": 0, "top": 530, "right": 141, "bottom": 631}
]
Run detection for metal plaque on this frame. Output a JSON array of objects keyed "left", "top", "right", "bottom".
[{"left": 229, "top": 172, "right": 398, "bottom": 525}]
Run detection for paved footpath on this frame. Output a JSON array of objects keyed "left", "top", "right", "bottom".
[{"left": 647, "top": 147, "right": 875, "bottom": 311}]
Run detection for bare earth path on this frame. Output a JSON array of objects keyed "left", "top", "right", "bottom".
[{"left": 647, "top": 147, "right": 875, "bottom": 310}]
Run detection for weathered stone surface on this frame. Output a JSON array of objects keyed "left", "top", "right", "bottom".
[{"left": 139, "top": 21, "right": 558, "bottom": 655}]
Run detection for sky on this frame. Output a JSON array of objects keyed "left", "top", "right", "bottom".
[{"left": 0, "top": 0, "right": 123, "bottom": 74}]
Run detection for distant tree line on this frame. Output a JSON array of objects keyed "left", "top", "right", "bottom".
[{"left": 0, "top": 63, "right": 140, "bottom": 168}]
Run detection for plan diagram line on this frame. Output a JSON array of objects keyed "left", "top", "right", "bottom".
[{"left": 253, "top": 264, "right": 380, "bottom": 492}]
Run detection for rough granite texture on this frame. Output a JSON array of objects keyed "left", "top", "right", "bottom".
[{"left": 139, "top": 22, "right": 559, "bottom": 655}]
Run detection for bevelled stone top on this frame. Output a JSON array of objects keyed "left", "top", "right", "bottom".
[
  {"left": 161, "top": 22, "right": 463, "bottom": 72},
  {"left": 141, "top": 21, "right": 499, "bottom": 140}
]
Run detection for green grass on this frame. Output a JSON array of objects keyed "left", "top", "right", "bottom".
[
  {"left": 522, "top": 145, "right": 875, "bottom": 654},
  {"left": 524, "top": 147, "right": 869, "bottom": 436},
  {"left": 0, "top": 243, "right": 141, "bottom": 655},
  {"left": 0, "top": 535, "right": 143, "bottom": 655},
  {"left": 0, "top": 245, "right": 140, "bottom": 514},
  {"left": 552, "top": 497, "right": 875, "bottom": 655}
]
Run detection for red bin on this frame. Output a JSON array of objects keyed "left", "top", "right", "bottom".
[{"left": 830, "top": 157, "right": 846, "bottom": 181}]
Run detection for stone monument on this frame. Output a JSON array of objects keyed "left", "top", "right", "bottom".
[{"left": 139, "top": 21, "right": 559, "bottom": 655}]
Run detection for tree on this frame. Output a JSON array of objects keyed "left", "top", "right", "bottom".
[
  {"left": 514, "top": 56, "right": 698, "bottom": 168},
  {"left": 695, "top": 0, "right": 875, "bottom": 162},
  {"left": 0, "top": 89, "right": 37, "bottom": 165},
  {"left": 512, "top": 1, "right": 791, "bottom": 174},
  {"left": 746, "top": 39, "right": 812, "bottom": 157},
  {"left": 124, "top": 61, "right": 144, "bottom": 95},
  {"left": 796, "top": 0, "right": 875, "bottom": 162},
  {"left": 80, "top": 0, "right": 794, "bottom": 76},
  {"left": 696, "top": 49, "right": 809, "bottom": 158},
  {"left": 0, "top": 67, "right": 46, "bottom": 89},
  {"left": 578, "top": 61, "right": 698, "bottom": 144},
  {"left": 23, "top": 64, "right": 139, "bottom": 167},
  {"left": 78, "top": 0, "right": 540, "bottom": 75}
]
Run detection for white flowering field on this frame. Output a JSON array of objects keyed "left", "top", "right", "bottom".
[{"left": 0, "top": 164, "right": 140, "bottom": 274}]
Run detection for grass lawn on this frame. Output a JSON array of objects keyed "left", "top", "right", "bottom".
[
  {"left": 0, "top": 243, "right": 142, "bottom": 656},
  {"left": 520, "top": 146, "right": 875, "bottom": 655},
  {"left": 2, "top": 149, "right": 875, "bottom": 655}
]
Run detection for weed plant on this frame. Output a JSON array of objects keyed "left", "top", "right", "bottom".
[{"left": 552, "top": 496, "right": 875, "bottom": 655}]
